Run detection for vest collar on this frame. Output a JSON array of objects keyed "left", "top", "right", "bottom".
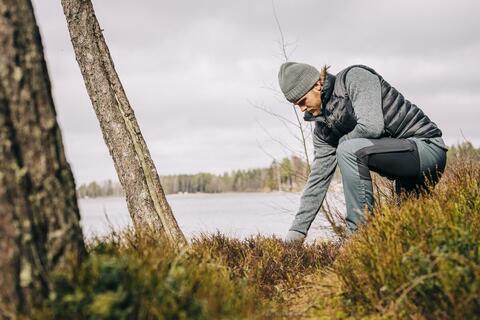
[{"left": 303, "top": 73, "right": 336, "bottom": 122}]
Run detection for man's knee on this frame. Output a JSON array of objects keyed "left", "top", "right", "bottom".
[{"left": 337, "top": 138, "right": 373, "bottom": 163}]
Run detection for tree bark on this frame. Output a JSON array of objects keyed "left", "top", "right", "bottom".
[
  {"left": 60, "top": 0, "right": 186, "bottom": 245},
  {"left": 0, "top": 0, "right": 86, "bottom": 315}
]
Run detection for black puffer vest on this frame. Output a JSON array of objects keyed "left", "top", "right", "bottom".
[{"left": 306, "top": 65, "right": 442, "bottom": 146}]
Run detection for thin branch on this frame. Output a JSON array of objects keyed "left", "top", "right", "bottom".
[
  {"left": 272, "top": 0, "right": 288, "bottom": 61},
  {"left": 291, "top": 105, "right": 311, "bottom": 173},
  {"left": 256, "top": 120, "right": 299, "bottom": 155},
  {"left": 255, "top": 138, "right": 277, "bottom": 162},
  {"left": 460, "top": 128, "right": 469, "bottom": 142},
  {"left": 250, "top": 100, "right": 299, "bottom": 127}
]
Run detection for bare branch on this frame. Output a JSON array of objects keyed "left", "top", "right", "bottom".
[
  {"left": 256, "top": 120, "right": 299, "bottom": 155},
  {"left": 272, "top": 0, "right": 288, "bottom": 61},
  {"left": 291, "top": 105, "right": 311, "bottom": 173},
  {"left": 250, "top": 100, "right": 299, "bottom": 127}
]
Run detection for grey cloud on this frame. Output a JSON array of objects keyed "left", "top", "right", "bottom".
[{"left": 31, "top": 0, "right": 480, "bottom": 183}]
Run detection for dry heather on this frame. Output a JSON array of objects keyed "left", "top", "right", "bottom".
[
  {"left": 33, "top": 143, "right": 479, "bottom": 320},
  {"left": 302, "top": 143, "right": 480, "bottom": 319}
]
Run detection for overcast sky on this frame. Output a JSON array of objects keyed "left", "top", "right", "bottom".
[{"left": 32, "top": 0, "right": 480, "bottom": 184}]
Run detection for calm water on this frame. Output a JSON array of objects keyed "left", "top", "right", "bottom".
[{"left": 79, "top": 191, "right": 345, "bottom": 242}]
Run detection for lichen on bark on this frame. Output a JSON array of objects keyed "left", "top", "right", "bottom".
[
  {"left": 0, "top": 0, "right": 86, "bottom": 315},
  {"left": 61, "top": 0, "right": 186, "bottom": 245}
]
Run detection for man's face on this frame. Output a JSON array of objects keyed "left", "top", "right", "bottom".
[{"left": 295, "top": 81, "right": 322, "bottom": 116}]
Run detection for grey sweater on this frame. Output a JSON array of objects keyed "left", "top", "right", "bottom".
[{"left": 287, "top": 67, "right": 446, "bottom": 238}]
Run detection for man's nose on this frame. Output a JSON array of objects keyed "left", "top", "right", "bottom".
[{"left": 300, "top": 106, "right": 307, "bottom": 112}]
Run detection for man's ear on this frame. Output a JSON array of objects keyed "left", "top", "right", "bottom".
[{"left": 313, "top": 80, "right": 322, "bottom": 92}]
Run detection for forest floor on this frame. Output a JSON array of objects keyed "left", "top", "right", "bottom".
[{"left": 33, "top": 143, "right": 480, "bottom": 320}]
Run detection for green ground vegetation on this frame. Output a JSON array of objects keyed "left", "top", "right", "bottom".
[
  {"left": 32, "top": 232, "right": 338, "bottom": 319},
  {"left": 33, "top": 143, "right": 479, "bottom": 319}
]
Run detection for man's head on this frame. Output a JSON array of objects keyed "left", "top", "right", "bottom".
[{"left": 278, "top": 62, "right": 322, "bottom": 116}]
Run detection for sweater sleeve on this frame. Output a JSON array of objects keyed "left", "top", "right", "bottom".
[
  {"left": 289, "top": 133, "right": 337, "bottom": 235},
  {"left": 342, "top": 67, "right": 384, "bottom": 140}
]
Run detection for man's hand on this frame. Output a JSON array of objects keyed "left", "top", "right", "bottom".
[{"left": 285, "top": 230, "right": 306, "bottom": 243}]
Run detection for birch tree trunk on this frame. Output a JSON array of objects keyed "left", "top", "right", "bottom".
[
  {"left": 0, "top": 0, "right": 86, "bottom": 315},
  {"left": 60, "top": 0, "right": 186, "bottom": 245}
]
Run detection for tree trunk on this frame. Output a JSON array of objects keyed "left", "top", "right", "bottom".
[
  {"left": 0, "top": 0, "right": 86, "bottom": 315},
  {"left": 60, "top": 0, "right": 186, "bottom": 245}
]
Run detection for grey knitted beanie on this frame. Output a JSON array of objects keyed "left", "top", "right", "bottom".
[{"left": 278, "top": 62, "right": 320, "bottom": 103}]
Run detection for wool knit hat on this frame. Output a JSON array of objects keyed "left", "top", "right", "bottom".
[{"left": 278, "top": 62, "right": 320, "bottom": 103}]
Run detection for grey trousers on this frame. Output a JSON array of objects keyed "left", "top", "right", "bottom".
[{"left": 336, "top": 137, "right": 447, "bottom": 233}]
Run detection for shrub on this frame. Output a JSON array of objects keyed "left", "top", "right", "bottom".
[
  {"left": 33, "top": 229, "right": 338, "bottom": 319},
  {"left": 191, "top": 233, "right": 339, "bottom": 298},
  {"left": 334, "top": 144, "right": 480, "bottom": 319},
  {"left": 33, "top": 232, "right": 265, "bottom": 319}
]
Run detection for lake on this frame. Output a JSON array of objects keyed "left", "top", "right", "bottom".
[{"left": 79, "top": 191, "right": 345, "bottom": 242}]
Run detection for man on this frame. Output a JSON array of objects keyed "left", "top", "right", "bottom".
[{"left": 278, "top": 62, "right": 448, "bottom": 242}]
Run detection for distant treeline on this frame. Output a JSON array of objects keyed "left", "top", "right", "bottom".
[
  {"left": 77, "top": 156, "right": 310, "bottom": 198},
  {"left": 77, "top": 180, "right": 124, "bottom": 198},
  {"left": 77, "top": 143, "right": 480, "bottom": 199}
]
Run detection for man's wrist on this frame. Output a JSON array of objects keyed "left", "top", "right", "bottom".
[{"left": 285, "top": 230, "right": 306, "bottom": 243}]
